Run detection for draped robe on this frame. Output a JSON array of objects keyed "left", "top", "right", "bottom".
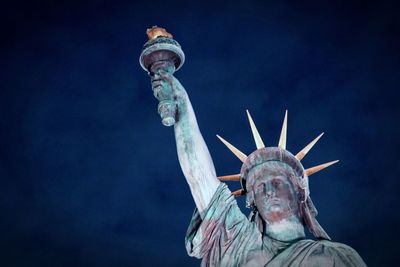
[{"left": 185, "top": 183, "right": 366, "bottom": 267}]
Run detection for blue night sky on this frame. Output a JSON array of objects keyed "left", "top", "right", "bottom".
[{"left": 1, "top": 1, "right": 399, "bottom": 266}]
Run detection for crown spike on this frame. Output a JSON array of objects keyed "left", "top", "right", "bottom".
[
  {"left": 218, "top": 174, "right": 241, "bottom": 181},
  {"left": 305, "top": 160, "right": 339, "bottom": 176},
  {"left": 231, "top": 189, "right": 245, "bottom": 197},
  {"left": 216, "top": 135, "right": 247, "bottom": 163},
  {"left": 278, "top": 110, "right": 288, "bottom": 149},
  {"left": 295, "top": 133, "right": 324, "bottom": 161},
  {"left": 246, "top": 110, "right": 265, "bottom": 149}
]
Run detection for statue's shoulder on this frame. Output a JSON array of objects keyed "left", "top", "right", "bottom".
[
  {"left": 306, "top": 239, "right": 366, "bottom": 266},
  {"left": 316, "top": 239, "right": 358, "bottom": 253}
]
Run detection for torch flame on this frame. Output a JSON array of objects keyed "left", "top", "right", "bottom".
[{"left": 146, "top": 26, "right": 173, "bottom": 40}]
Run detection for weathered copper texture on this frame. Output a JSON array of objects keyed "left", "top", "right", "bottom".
[
  {"left": 216, "top": 110, "right": 340, "bottom": 240},
  {"left": 139, "top": 26, "right": 185, "bottom": 126}
]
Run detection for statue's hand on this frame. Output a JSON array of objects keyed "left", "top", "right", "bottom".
[
  {"left": 151, "top": 70, "right": 188, "bottom": 104},
  {"left": 150, "top": 69, "right": 189, "bottom": 126}
]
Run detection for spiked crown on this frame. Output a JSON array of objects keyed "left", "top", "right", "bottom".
[{"left": 216, "top": 110, "right": 337, "bottom": 239}]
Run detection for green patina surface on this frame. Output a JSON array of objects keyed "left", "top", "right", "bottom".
[{"left": 186, "top": 183, "right": 366, "bottom": 267}]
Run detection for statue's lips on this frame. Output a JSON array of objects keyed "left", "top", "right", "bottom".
[{"left": 266, "top": 198, "right": 281, "bottom": 205}]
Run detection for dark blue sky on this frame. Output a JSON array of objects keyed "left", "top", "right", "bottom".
[{"left": 1, "top": 1, "right": 399, "bottom": 266}]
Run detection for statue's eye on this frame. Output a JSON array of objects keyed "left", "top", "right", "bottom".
[
  {"left": 254, "top": 183, "right": 265, "bottom": 193},
  {"left": 271, "top": 179, "right": 282, "bottom": 188}
]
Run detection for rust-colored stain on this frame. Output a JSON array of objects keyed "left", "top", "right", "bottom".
[
  {"left": 231, "top": 189, "right": 245, "bottom": 197},
  {"left": 218, "top": 174, "right": 241, "bottom": 181}
]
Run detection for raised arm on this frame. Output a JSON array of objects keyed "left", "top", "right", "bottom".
[{"left": 152, "top": 70, "right": 220, "bottom": 214}]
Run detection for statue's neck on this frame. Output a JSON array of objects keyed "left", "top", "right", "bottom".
[{"left": 264, "top": 216, "right": 305, "bottom": 242}]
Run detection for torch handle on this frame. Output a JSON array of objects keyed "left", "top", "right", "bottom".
[{"left": 150, "top": 61, "right": 177, "bottom": 127}]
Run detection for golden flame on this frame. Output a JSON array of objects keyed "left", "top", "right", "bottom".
[{"left": 146, "top": 26, "right": 173, "bottom": 40}]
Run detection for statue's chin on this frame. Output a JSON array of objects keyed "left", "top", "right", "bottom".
[
  {"left": 264, "top": 217, "right": 306, "bottom": 241},
  {"left": 265, "top": 207, "right": 292, "bottom": 223}
]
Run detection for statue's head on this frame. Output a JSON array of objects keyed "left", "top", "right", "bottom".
[
  {"left": 252, "top": 166, "right": 298, "bottom": 224},
  {"left": 251, "top": 164, "right": 299, "bottom": 224},
  {"left": 217, "top": 110, "right": 337, "bottom": 240},
  {"left": 242, "top": 149, "right": 305, "bottom": 225}
]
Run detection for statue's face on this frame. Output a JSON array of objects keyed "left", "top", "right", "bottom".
[{"left": 249, "top": 163, "right": 300, "bottom": 224}]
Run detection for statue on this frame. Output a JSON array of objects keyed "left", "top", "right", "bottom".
[{"left": 140, "top": 27, "right": 366, "bottom": 267}]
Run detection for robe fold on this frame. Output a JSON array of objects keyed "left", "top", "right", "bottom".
[{"left": 185, "top": 183, "right": 366, "bottom": 267}]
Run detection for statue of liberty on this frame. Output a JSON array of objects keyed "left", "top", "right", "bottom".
[{"left": 140, "top": 27, "right": 366, "bottom": 267}]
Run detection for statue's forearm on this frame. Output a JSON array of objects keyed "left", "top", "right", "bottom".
[{"left": 174, "top": 95, "right": 220, "bottom": 214}]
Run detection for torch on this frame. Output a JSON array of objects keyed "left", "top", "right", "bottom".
[{"left": 139, "top": 26, "right": 185, "bottom": 126}]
